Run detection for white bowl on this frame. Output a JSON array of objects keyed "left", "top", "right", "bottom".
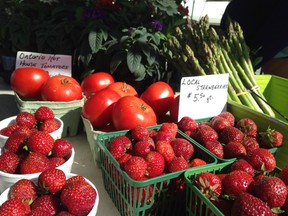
[
  {"left": 0, "top": 147, "right": 75, "bottom": 193},
  {"left": 0, "top": 116, "right": 64, "bottom": 148},
  {"left": 0, "top": 172, "right": 99, "bottom": 215}
]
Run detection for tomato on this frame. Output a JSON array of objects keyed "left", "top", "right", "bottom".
[
  {"left": 41, "top": 75, "right": 83, "bottom": 102},
  {"left": 112, "top": 96, "right": 157, "bottom": 130},
  {"left": 10, "top": 67, "right": 50, "bottom": 99},
  {"left": 140, "top": 81, "right": 174, "bottom": 117},
  {"left": 81, "top": 72, "right": 114, "bottom": 98},
  {"left": 82, "top": 89, "right": 121, "bottom": 129},
  {"left": 106, "top": 82, "right": 138, "bottom": 97},
  {"left": 169, "top": 94, "right": 180, "bottom": 122}
]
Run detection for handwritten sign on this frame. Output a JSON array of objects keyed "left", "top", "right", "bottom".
[
  {"left": 15, "top": 51, "right": 72, "bottom": 76},
  {"left": 178, "top": 74, "right": 229, "bottom": 121}
]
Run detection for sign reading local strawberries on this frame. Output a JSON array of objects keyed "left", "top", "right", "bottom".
[
  {"left": 15, "top": 51, "right": 72, "bottom": 76},
  {"left": 178, "top": 74, "right": 229, "bottom": 121}
]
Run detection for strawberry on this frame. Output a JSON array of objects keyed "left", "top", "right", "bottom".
[
  {"left": 117, "top": 153, "right": 132, "bottom": 166},
  {"left": 259, "top": 127, "right": 283, "bottom": 148},
  {"left": 38, "top": 118, "right": 60, "bottom": 133},
  {"left": 52, "top": 138, "right": 73, "bottom": 158},
  {"left": 231, "top": 192, "right": 273, "bottom": 215},
  {"left": 66, "top": 175, "right": 86, "bottom": 185},
  {"left": 130, "top": 125, "right": 149, "bottom": 141},
  {"left": 194, "top": 172, "right": 222, "bottom": 200},
  {"left": 108, "top": 135, "right": 132, "bottom": 160},
  {"left": 190, "top": 158, "right": 207, "bottom": 167},
  {"left": 31, "top": 194, "right": 60, "bottom": 215},
  {"left": 236, "top": 117, "right": 258, "bottom": 135},
  {"left": 9, "top": 179, "right": 38, "bottom": 204},
  {"left": 219, "top": 126, "right": 244, "bottom": 144},
  {"left": 34, "top": 106, "right": 55, "bottom": 122},
  {"left": 129, "top": 185, "right": 154, "bottom": 206},
  {"left": 242, "top": 136, "right": 260, "bottom": 154},
  {"left": 27, "top": 131, "right": 55, "bottom": 155},
  {"left": 155, "top": 140, "right": 175, "bottom": 162},
  {"left": 224, "top": 141, "right": 247, "bottom": 159},
  {"left": 13, "top": 125, "right": 37, "bottom": 137},
  {"left": 49, "top": 156, "right": 66, "bottom": 168},
  {"left": 38, "top": 168, "right": 67, "bottom": 194},
  {"left": 153, "top": 131, "right": 175, "bottom": 143},
  {"left": 20, "top": 152, "right": 50, "bottom": 174},
  {"left": 230, "top": 159, "right": 255, "bottom": 177},
  {"left": 245, "top": 148, "right": 276, "bottom": 173},
  {"left": 222, "top": 170, "right": 254, "bottom": 198},
  {"left": 133, "top": 139, "right": 155, "bottom": 157},
  {"left": 0, "top": 124, "right": 19, "bottom": 136},
  {"left": 191, "top": 123, "right": 218, "bottom": 144},
  {"left": 0, "top": 151, "right": 20, "bottom": 173},
  {"left": 166, "top": 157, "right": 189, "bottom": 173},
  {"left": 0, "top": 198, "right": 28, "bottom": 216},
  {"left": 177, "top": 116, "right": 198, "bottom": 133},
  {"left": 60, "top": 179, "right": 96, "bottom": 215},
  {"left": 217, "top": 111, "right": 235, "bottom": 126},
  {"left": 170, "top": 138, "right": 194, "bottom": 161},
  {"left": 159, "top": 122, "right": 178, "bottom": 139},
  {"left": 203, "top": 140, "right": 224, "bottom": 159},
  {"left": 123, "top": 156, "right": 148, "bottom": 180},
  {"left": 16, "top": 111, "right": 36, "bottom": 128},
  {"left": 211, "top": 198, "right": 233, "bottom": 216},
  {"left": 4, "top": 132, "right": 28, "bottom": 154},
  {"left": 278, "top": 165, "right": 288, "bottom": 185},
  {"left": 57, "top": 211, "right": 75, "bottom": 216},
  {"left": 210, "top": 116, "right": 231, "bottom": 132},
  {"left": 145, "top": 151, "right": 165, "bottom": 178}
]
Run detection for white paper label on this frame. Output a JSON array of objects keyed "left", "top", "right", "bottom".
[
  {"left": 15, "top": 51, "right": 72, "bottom": 76},
  {"left": 178, "top": 74, "right": 229, "bottom": 121}
]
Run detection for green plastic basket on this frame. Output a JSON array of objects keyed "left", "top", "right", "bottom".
[{"left": 96, "top": 125, "right": 219, "bottom": 216}]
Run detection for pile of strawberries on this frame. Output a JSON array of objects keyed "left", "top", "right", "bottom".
[
  {"left": 178, "top": 111, "right": 283, "bottom": 160},
  {"left": 193, "top": 154, "right": 288, "bottom": 215},
  {"left": 0, "top": 168, "right": 97, "bottom": 215},
  {"left": 0, "top": 106, "right": 73, "bottom": 174},
  {"left": 107, "top": 123, "right": 211, "bottom": 181}
]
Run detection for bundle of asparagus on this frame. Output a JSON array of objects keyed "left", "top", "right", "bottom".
[{"left": 163, "top": 15, "right": 275, "bottom": 117}]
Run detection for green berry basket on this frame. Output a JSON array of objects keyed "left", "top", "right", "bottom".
[
  {"left": 96, "top": 125, "right": 222, "bottom": 216},
  {"left": 14, "top": 93, "right": 85, "bottom": 137}
]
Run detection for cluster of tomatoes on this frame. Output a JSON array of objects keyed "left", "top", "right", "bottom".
[{"left": 10, "top": 67, "right": 180, "bottom": 132}]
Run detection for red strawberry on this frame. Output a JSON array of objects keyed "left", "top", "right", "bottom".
[
  {"left": 145, "top": 151, "right": 165, "bottom": 178},
  {"left": 259, "top": 127, "right": 283, "bottom": 148},
  {"left": 217, "top": 111, "right": 235, "bottom": 126},
  {"left": 60, "top": 180, "right": 96, "bottom": 215},
  {"left": 123, "top": 156, "right": 148, "bottom": 180},
  {"left": 66, "top": 175, "right": 86, "bottom": 185},
  {"left": 166, "top": 157, "right": 189, "bottom": 173},
  {"left": 155, "top": 140, "right": 175, "bottom": 162},
  {"left": 108, "top": 135, "right": 132, "bottom": 160},
  {"left": 16, "top": 111, "right": 36, "bottom": 128},
  {"left": 20, "top": 152, "right": 50, "bottom": 174},
  {"left": 177, "top": 116, "right": 198, "bottom": 133},
  {"left": 190, "top": 158, "right": 207, "bottom": 167},
  {"left": 0, "top": 198, "right": 28, "bottom": 216},
  {"left": 278, "top": 165, "right": 288, "bottom": 185},
  {"left": 219, "top": 126, "right": 244, "bottom": 144},
  {"left": 191, "top": 123, "right": 218, "bottom": 144},
  {"left": 194, "top": 172, "right": 222, "bottom": 200},
  {"left": 153, "top": 131, "right": 175, "bottom": 143},
  {"left": 242, "top": 136, "right": 260, "bottom": 154},
  {"left": 236, "top": 118, "right": 258, "bottom": 135},
  {"left": 253, "top": 176, "right": 287, "bottom": 208},
  {"left": 231, "top": 192, "right": 273, "bottom": 216},
  {"left": 10, "top": 179, "right": 38, "bottom": 204},
  {"left": 211, "top": 198, "right": 233, "bottom": 216},
  {"left": 133, "top": 139, "right": 155, "bottom": 157},
  {"left": 203, "top": 140, "right": 224, "bottom": 159},
  {"left": 38, "top": 118, "right": 60, "bottom": 133},
  {"left": 0, "top": 151, "right": 20, "bottom": 173},
  {"left": 159, "top": 122, "right": 178, "bottom": 139},
  {"left": 117, "top": 153, "right": 132, "bottom": 166},
  {"left": 49, "top": 156, "right": 66, "bottom": 168},
  {"left": 13, "top": 125, "right": 37, "bottom": 137},
  {"left": 210, "top": 116, "right": 231, "bottom": 132},
  {"left": 129, "top": 185, "right": 154, "bottom": 206},
  {"left": 57, "top": 211, "right": 75, "bottom": 216},
  {"left": 52, "top": 138, "right": 73, "bottom": 158},
  {"left": 0, "top": 124, "right": 19, "bottom": 136},
  {"left": 130, "top": 125, "right": 149, "bottom": 141},
  {"left": 34, "top": 106, "right": 55, "bottom": 122},
  {"left": 170, "top": 138, "right": 194, "bottom": 161},
  {"left": 4, "top": 132, "right": 28, "bottom": 154},
  {"left": 230, "top": 159, "right": 255, "bottom": 177},
  {"left": 38, "top": 168, "right": 67, "bottom": 194},
  {"left": 224, "top": 141, "right": 247, "bottom": 158},
  {"left": 222, "top": 170, "right": 254, "bottom": 198},
  {"left": 27, "top": 131, "right": 55, "bottom": 155},
  {"left": 245, "top": 148, "right": 276, "bottom": 173},
  {"left": 31, "top": 194, "right": 60, "bottom": 215}
]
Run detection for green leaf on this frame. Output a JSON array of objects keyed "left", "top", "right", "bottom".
[
  {"left": 127, "top": 49, "right": 142, "bottom": 73},
  {"left": 88, "top": 31, "right": 103, "bottom": 53},
  {"left": 132, "top": 64, "right": 146, "bottom": 81},
  {"left": 110, "top": 51, "right": 126, "bottom": 73}
]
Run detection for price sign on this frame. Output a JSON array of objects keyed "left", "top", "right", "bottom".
[
  {"left": 15, "top": 51, "right": 72, "bottom": 76},
  {"left": 178, "top": 74, "right": 229, "bottom": 121}
]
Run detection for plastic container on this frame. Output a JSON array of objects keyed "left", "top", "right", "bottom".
[
  {"left": 14, "top": 93, "right": 85, "bottom": 137},
  {"left": 96, "top": 125, "right": 219, "bottom": 216},
  {"left": 0, "top": 172, "right": 99, "bottom": 216},
  {"left": 0, "top": 116, "right": 64, "bottom": 148},
  {"left": 0, "top": 147, "right": 75, "bottom": 193}
]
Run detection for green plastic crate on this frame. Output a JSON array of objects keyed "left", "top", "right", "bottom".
[
  {"left": 96, "top": 125, "right": 219, "bottom": 216},
  {"left": 14, "top": 93, "right": 85, "bottom": 137}
]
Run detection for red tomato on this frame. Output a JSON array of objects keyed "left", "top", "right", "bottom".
[
  {"left": 169, "top": 94, "right": 180, "bottom": 122},
  {"left": 10, "top": 67, "right": 50, "bottom": 99},
  {"left": 106, "top": 82, "right": 138, "bottom": 97},
  {"left": 140, "top": 81, "right": 174, "bottom": 117},
  {"left": 81, "top": 72, "right": 114, "bottom": 98},
  {"left": 41, "top": 75, "right": 82, "bottom": 102},
  {"left": 82, "top": 89, "right": 121, "bottom": 129},
  {"left": 112, "top": 96, "right": 157, "bottom": 130}
]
